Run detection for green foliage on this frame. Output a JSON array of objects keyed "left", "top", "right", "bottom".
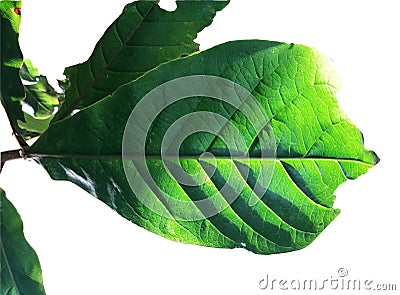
[
  {"left": 29, "top": 40, "right": 378, "bottom": 254},
  {"left": 0, "top": 3, "right": 62, "bottom": 141},
  {"left": 20, "top": 59, "right": 60, "bottom": 119},
  {"left": 0, "top": 1, "right": 26, "bottom": 145},
  {"left": 18, "top": 60, "right": 61, "bottom": 136},
  {"left": 52, "top": 0, "right": 229, "bottom": 123},
  {"left": 0, "top": 0, "right": 379, "bottom": 293},
  {"left": 0, "top": 1, "right": 21, "bottom": 33},
  {"left": 0, "top": 188, "right": 46, "bottom": 295}
]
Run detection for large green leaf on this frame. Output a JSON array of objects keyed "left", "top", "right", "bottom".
[
  {"left": 28, "top": 40, "right": 378, "bottom": 254},
  {"left": 0, "top": 188, "right": 46, "bottom": 295},
  {"left": 52, "top": 0, "right": 229, "bottom": 123}
]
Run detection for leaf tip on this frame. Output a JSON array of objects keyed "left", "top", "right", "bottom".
[{"left": 371, "top": 151, "right": 380, "bottom": 165}]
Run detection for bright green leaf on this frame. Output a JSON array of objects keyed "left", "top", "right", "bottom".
[
  {"left": 18, "top": 113, "right": 53, "bottom": 134},
  {"left": 18, "top": 60, "right": 61, "bottom": 136},
  {"left": 22, "top": 68, "right": 59, "bottom": 119},
  {"left": 28, "top": 40, "right": 378, "bottom": 254},
  {"left": 52, "top": 0, "right": 229, "bottom": 123},
  {"left": 0, "top": 1, "right": 21, "bottom": 33},
  {"left": 0, "top": 188, "right": 46, "bottom": 295}
]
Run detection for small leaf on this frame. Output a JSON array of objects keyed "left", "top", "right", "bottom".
[
  {"left": 23, "top": 74, "right": 59, "bottom": 119},
  {"left": 29, "top": 40, "right": 378, "bottom": 254},
  {"left": 18, "top": 60, "right": 61, "bottom": 136},
  {"left": 0, "top": 188, "right": 46, "bottom": 295},
  {"left": 52, "top": 0, "right": 229, "bottom": 123}
]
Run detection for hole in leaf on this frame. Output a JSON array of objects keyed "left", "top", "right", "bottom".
[{"left": 158, "top": 0, "right": 177, "bottom": 12}]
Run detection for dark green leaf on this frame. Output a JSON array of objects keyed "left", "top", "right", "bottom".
[
  {"left": 0, "top": 188, "right": 46, "bottom": 295},
  {"left": 28, "top": 40, "right": 378, "bottom": 254},
  {"left": 51, "top": 0, "right": 229, "bottom": 123},
  {"left": 0, "top": 1, "right": 27, "bottom": 146},
  {"left": 1, "top": 3, "right": 61, "bottom": 142}
]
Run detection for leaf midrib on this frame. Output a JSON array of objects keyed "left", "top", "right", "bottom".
[{"left": 25, "top": 153, "right": 375, "bottom": 167}]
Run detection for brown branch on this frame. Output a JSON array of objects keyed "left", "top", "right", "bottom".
[{"left": 0, "top": 149, "right": 23, "bottom": 173}]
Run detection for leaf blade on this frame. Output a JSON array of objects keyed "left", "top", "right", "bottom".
[
  {"left": 1, "top": 3, "right": 61, "bottom": 142},
  {"left": 17, "top": 59, "right": 62, "bottom": 138},
  {"left": 20, "top": 60, "right": 60, "bottom": 119},
  {"left": 29, "top": 40, "right": 378, "bottom": 254},
  {"left": 0, "top": 1, "right": 26, "bottom": 146},
  {"left": 0, "top": 188, "right": 46, "bottom": 295},
  {"left": 52, "top": 0, "right": 229, "bottom": 123}
]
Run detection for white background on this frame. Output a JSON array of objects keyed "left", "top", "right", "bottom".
[{"left": 1, "top": 0, "right": 399, "bottom": 294}]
